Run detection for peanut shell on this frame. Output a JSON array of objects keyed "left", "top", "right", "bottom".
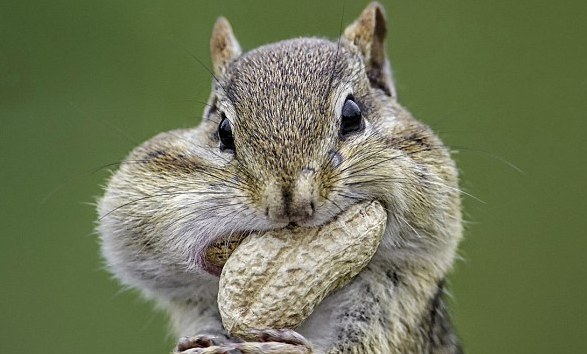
[{"left": 217, "top": 200, "right": 387, "bottom": 338}]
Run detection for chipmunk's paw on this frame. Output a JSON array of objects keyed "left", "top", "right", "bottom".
[
  {"left": 174, "top": 329, "right": 311, "bottom": 354},
  {"left": 175, "top": 332, "right": 240, "bottom": 352},
  {"left": 244, "top": 328, "right": 311, "bottom": 348}
]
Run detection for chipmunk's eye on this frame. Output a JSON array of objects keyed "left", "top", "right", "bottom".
[
  {"left": 218, "top": 113, "right": 235, "bottom": 152},
  {"left": 340, "top": 96, "right": 364, "bottom": 137}
]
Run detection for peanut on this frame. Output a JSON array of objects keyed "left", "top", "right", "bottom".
[{"left": 217, "top": 200, "right": 387, "bottom": 338}]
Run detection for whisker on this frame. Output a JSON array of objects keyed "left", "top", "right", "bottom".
[
  {"left": 326, "top": 0, "right": 346, "bottom": 99},
  {"left": 395, "top": 214, "right": 423, "bottom": 239},
  {"left": 99, "top": 188, "right": 248, "bottom": 221},
  {"left": 323, "top": 195, "right": 345, "bottom": 215},
  {"left": 451, "top": 145, "right": 525, "bottom": 175},
  {"left": 425, "top": 180, "right": 486, "bottom": 205},
  {"left": 67, "top": 100, "right": 140, "bottom": 146}
]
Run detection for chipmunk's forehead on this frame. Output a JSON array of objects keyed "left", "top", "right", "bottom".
[{"left": 226, "top": 38, "right": 354, "bottom": 96}]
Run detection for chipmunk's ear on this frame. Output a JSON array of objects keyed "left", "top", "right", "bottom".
[
  {"left": 343, "top": 2, "right": 395, "bottom": 97},
  {"left": 210, "top": 17, "right": 241, "bottom": 76}
]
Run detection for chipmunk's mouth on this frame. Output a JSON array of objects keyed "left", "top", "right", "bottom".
[
  {"left": 199, "top": 200, "right": 385, "bottom": 277},
  {"left": 199, "top": 225, "right": 303, "bottom": 276}
]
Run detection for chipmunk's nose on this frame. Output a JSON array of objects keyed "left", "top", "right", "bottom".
[
  {"left": 263, "top": 169, "right": 316, "bottom": 224},
  {"left": 281, "top": 184, "right": 315, "bottom": 223}
]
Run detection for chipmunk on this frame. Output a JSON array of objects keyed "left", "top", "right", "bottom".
[{"left": 97, "top": 3, "right": 464, "bottom": 353}]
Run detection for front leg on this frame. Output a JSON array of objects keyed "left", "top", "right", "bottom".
[
  {"left": 298, "top": 262, "right": 461, "bottom": 354},
  {"left": 298, "top": 267, "right": 396, "bottom": 354}
]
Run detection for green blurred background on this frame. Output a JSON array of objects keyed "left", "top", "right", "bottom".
[{"left": 1, "top": 1, "right": 585, "bottom": 353}]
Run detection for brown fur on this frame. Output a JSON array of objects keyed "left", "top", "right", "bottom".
[{"left": 97, "top": 3, "right": 463, "bottom": 353}]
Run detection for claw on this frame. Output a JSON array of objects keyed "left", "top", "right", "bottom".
[
  {"left": 238, "top": 342, "right": 309, "bottom": 354},
  {"left": 176, "top": 345, "right": 240, "bottom": 354},
  {"left": 175, "top": 332, "right": 236, "bottom": 352},
  {"left": 177, "top": 336, "right": 214, "bottom": 350},
  {"left": 245, "top": 328, "right": 311, "bottom": 348}
]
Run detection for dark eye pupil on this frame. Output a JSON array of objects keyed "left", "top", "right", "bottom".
[
  {"left": 340, "top": 97, "right": 363, "bottom": 136},
  {"left": 218, "top": 114, "right": 235, "bottom": 151}
]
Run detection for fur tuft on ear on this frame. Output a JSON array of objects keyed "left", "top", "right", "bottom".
[
  {"left": 210, "top": 17, "right": 241, "bottom": 76},
  {"left": 343, "top": 2, "right": 396, "bottom": 97}
]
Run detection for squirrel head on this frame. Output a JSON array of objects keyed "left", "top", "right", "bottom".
[{"left": 204, "top": 2, "right": 398, "bottom": 227}]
